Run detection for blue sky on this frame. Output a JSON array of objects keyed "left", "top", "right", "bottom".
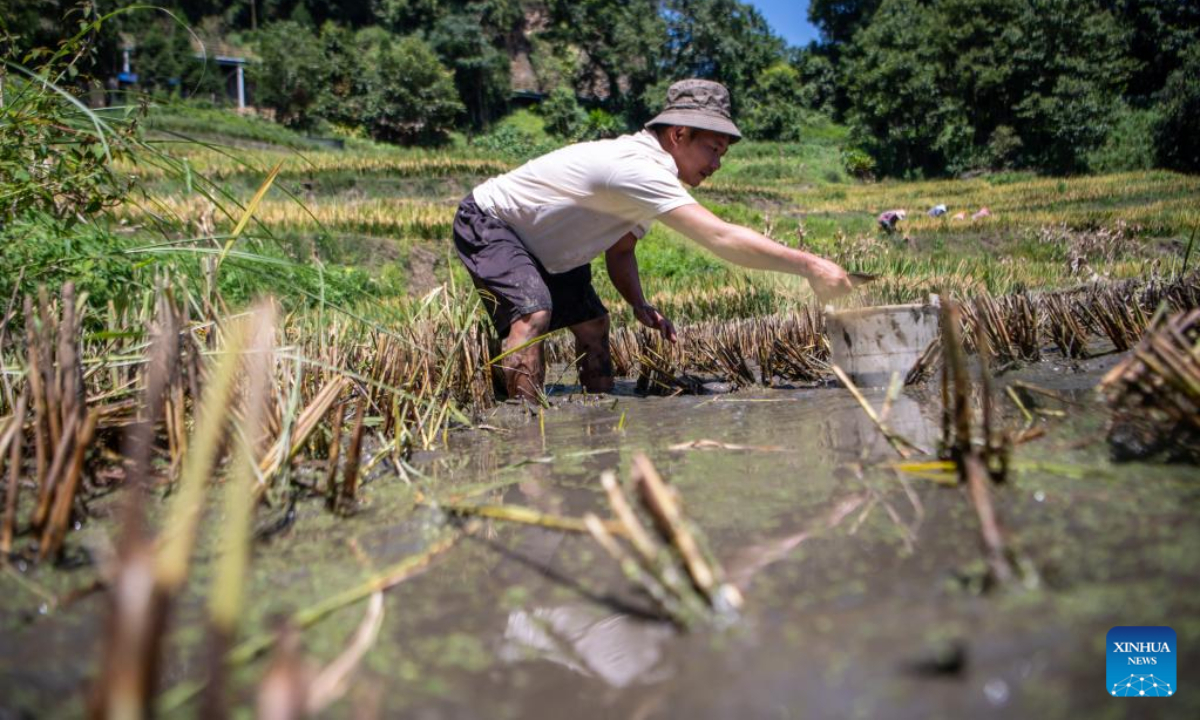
[{"left": 745, "top": 0, "right": 821, "bottom": 47}]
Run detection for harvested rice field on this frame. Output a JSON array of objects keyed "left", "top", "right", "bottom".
[{"left": 2, "top": 108, "right": 1198, "bottom": 719}]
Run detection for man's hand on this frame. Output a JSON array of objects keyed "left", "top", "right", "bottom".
[
  {"left": 805, "top": 256, "right": 854, "bottom": 304},
  {"left": 633, "top": 303, "right": 677, "bottom": 343}
]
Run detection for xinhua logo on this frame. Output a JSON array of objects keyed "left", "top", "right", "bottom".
[{"left": 1107, "top": 626, "right": 1176, "bottom": 697}]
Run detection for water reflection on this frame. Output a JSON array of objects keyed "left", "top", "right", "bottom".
[
  {"left": 500, "top": 605, "right": 674, "bottom": 688},
  {"left": 822, "top": 393, "right": 940, "bottom": 463},
  {"left": 435, "top": 388, "right": 939, "bottom": 693},
  {"left": 497, "top": 487, "right": 896, "bottom": 689},
  {"left": 724, "top": 492, "right": 869, "bottom": 589}
]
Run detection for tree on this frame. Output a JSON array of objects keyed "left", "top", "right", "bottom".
[
  {"left": 740, "top": 63, "right": 813, "bottom": 141},
  {"left": 538, "top": 85, "right": 585, "bottom": 138},
  {"left": 359, "top": 32, "right": 463, "bottom": 144},
  {"left": 659, "top": 0, "right": 786, "bottom": 115},
  {"left": 808, "top": 0, "right": 882, "bottom": 47},
  {"left": 1101, "top": 0, "right": 1200, "bottom": 104},
  {"left": 790, "top": 47, "right": 838, "bottom": 116},
  {"left": 372, "top": 0, "right": 443, "bottom": 31},
  {"left": 1154, "top": 44, "right": 1200, "bottom": 173},
  {"left": 131, "top": 18, "right": 191, "bottom": 96},
  {"left": 316, "top": 21, "right": 365, "bottom": 127},
  {"left": 0, "top": 0, "right": 73, "bottom": 56},
  {"left": 545, "top": 0, "right": 666, "bottom": 120},
  {"left": 843, "top": 0, "right": 1134, "bottom": 176},
  {"left": 1004, "top": 0, "right": 1134, "bottom": 172},
  {"left": 304, "top": 0, "right": 377, "bottom": 28},
  {"left": 252, "top": 20, "right": 328, "bottom": 130},
  {"left": 842, "top": 0, "right": 947, "bottom": 175},
  {"left": 428, "top": 8, "right": 512, "bottom": 129}
]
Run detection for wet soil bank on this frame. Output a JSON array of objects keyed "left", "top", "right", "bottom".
[{"left": 2, "top": 354, "right": 1198, "bottom": 719}]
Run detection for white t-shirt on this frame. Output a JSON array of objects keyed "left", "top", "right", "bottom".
[{"left": 471, "top": 130, "right": 697, "bottom": 274}]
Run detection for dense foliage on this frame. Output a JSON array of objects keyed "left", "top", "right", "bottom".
[
  {"left": 2, "top": 0, "right": 1197, "bottom": 173},
  {"left": 819, "top": 0, "right": 1199, "bottom": 175},
  {"left": 843, "top": 0, "right": 1136, "bottom": 176},
  {"left": 360, "top": 32, "right": 464, "bottom": 144},
  {"left": 252, "top": 20, "right": 328, "bottom": 130},
  {"left": 0, "top": 4, "right": 138, "bottom": 308},
  {"left": 1153, "top": 44, "right": 1200, "bottom": 173}
]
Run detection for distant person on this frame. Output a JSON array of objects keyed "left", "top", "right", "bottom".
[
  {"left": 453, "top": 79, "right": 854, "bottom": 401},
  {"left": 877, "top": 209, "right": 907, "bottom": 233}
]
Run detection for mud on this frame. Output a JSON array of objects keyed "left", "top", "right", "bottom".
[{"left": 2, "top": 354, "right": 1198, "bottom": 719}]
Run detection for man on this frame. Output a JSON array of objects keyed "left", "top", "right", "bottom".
[{"left": 453, "top": 79, "right": 854, "bottom": 401}]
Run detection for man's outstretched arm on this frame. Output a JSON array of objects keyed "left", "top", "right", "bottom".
[{"left": 661, "top": 203, "right": 853, "bottom": 302}]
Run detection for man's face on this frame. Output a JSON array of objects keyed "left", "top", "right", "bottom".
[{"left": 666, "top": 128, "right": 731, "bottom": 187}]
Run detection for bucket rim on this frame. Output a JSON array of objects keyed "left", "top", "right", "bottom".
[{"left": 825, "top": 303, "right": 937, "bottom": 320}]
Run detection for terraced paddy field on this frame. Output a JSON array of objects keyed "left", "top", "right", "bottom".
[
  {"left": 122, "top": 118, "right": 1198, "bottom": 322},
  {"left": 2, "top": 111, "right": 1197, "bottom": 717}
]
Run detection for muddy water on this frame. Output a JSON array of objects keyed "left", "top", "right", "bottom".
[{"left": 2, "top": 356, "right": 1199, "bottom": 719}]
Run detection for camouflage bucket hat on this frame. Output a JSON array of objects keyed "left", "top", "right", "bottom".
[{"left": 646, "top": 79, "right": 742, "bottom": 141}]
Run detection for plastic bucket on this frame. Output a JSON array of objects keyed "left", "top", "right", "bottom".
[{"left": 826, "top": 302, "right": 939, "bottom": 387}]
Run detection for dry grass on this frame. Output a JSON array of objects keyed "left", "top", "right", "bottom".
[
  {"left": 549, "top": 274, "right": 1200, "bottom": 392},
  {"left": 0, "top": 280, "right": 481, "bottom": 715},
  {"left": 0, "top": 278, "right": 498, "bottom": 567},
  {"left": 121, "top": 195, "right": 454, "bottom": 244},
  {"left": 124, "top": 148, "right": 509, "bottom": 182},
  {"left": 1101, "top": 308, "right": 1200, "bottom": 461}
]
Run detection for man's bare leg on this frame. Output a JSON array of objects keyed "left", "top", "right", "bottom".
[
  {"left": 570, "top": 315, "right": 614, "bottom": 393},
  {"left": 503, "top": 310, "right": 551, "bottom": 402}
]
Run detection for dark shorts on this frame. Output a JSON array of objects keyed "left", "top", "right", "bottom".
[{"left": 452, "top": 193, "right": 607, "bottom": 339}]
